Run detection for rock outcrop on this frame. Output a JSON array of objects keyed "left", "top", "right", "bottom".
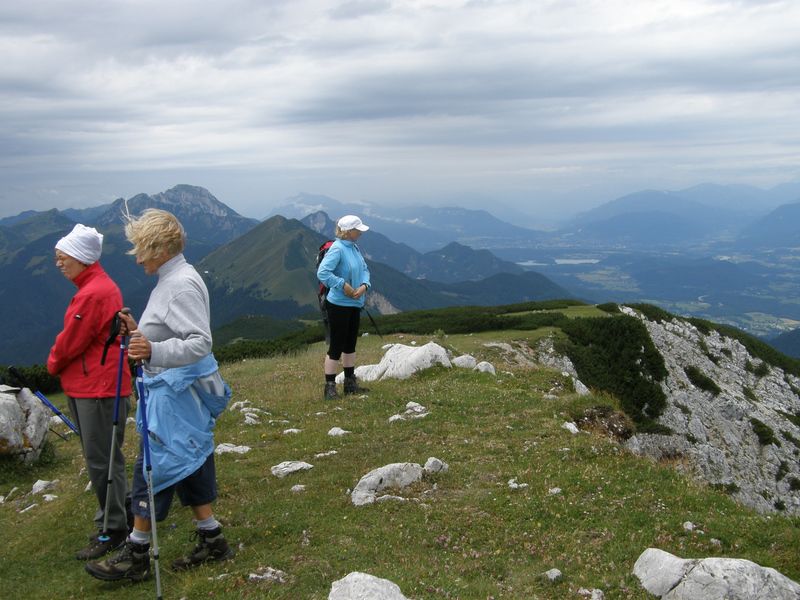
[
  {"left": 621, "top": 307, "right": 800, "bottom": 515},
  {"left": 0, "top": 385, "right": 50, "bottom": 462}
]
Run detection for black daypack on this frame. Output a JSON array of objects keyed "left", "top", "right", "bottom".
[
  {"left": 316, "top": 240, "right": 335, "bottom": 344},
  {"left": 316, "top": 239, "right": 335, "bottom": 312}
]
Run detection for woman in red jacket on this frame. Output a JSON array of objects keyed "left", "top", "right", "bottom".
[{"left": 47, "top": 224, "right": 132, "bottom": 560}]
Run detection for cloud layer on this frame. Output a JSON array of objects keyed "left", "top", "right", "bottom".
[{"left": 1, "top": 0, "right": 799, "bottom": 220}]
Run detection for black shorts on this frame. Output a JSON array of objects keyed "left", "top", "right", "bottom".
[
  {"left": 326, "top": 302, "right": 361, "bottom": 360},
  {"left": 131, "top": 445, "right": 217, "bottom": 521}
]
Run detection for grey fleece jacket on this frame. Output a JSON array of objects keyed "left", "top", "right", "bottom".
[{"left": 139, "top": 253, "right": 212, "bottom": 375}]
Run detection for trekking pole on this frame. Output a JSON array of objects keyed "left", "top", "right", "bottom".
[
  {"left": 98, "top": 311, "right": 128, "bottom": 543},
  {"left": 7, "top": 365, "right": 79, "bottom": 434},
  {"left": 363, "top": 308, "right": 384, "bottom": 339},
  {"left": 135, "top": 364, "right": 162, "bottom": 600}
]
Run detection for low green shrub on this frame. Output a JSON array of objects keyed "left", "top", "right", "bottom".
[
  {"left": 684, "top": 365, "right": 722, "bottom": 395},
  {"left": 556, "top": 314, "right": 668, "bottom": 426},
  {"left": 0, "top": 365, "right": 61, "bottom": 394},
  {"left": 595, "top": 302, "right": 620, "bottom": 314},
  {"left": 751, "top": 418, "right": 780, "bottom": 447},
  {"left": 627, "top": 303, "right": 674, "bottom": 323}
]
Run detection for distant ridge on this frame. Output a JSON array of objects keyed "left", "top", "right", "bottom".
[
  {"left": 93, "top": 184, "right": 259, "bottom": 246},
  {"left": 198, "top": 213, "right": 571, "bottom": 325},
  {"left": 300, "top": 211, "right": 524, "bottom": 283}
]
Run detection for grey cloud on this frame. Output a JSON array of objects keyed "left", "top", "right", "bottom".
[
  {"left": 329, "top": 0, "right": 392, "bottom": 20},
  {"left": 1, "top": 0, "right": 800, "bottom": 219}
]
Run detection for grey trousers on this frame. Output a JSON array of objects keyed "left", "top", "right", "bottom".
[{"left": 68, "top": 395, "right": 130, "bottom": 532}]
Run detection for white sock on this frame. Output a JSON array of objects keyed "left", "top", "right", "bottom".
[
  {"left": 128, "top": 528, "right": 150, "bottom": 545},
  {"left": 195, "top": 516, "right": 221, "bottom": 532}
]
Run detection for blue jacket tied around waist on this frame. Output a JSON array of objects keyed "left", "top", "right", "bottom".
[{"left": 137, "top": 353, "right": 231, "bottom": 493}]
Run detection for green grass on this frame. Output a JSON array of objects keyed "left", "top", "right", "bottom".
[{"left": 2, "top": 332, "right": 799, "bottom": 599}]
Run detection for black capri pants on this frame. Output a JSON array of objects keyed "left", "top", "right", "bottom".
[{"left": 326, "top": 302, "right": 361, "bottom": 360}]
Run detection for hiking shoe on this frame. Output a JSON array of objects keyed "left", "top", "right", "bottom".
[
  {"left": 171, "top": 527, "right": 234, "bottom": 571},
  {"left": 75, "top": 529, "right": 128, "bottom": 560},
  {"left": 85, "top": 540, "right": 150, "bottom": 582},
  {"left": 324, "top": 382, "right": 339, "bottom": 400},
  {"left": 343, "top": 376, "right": 369, "bottom": 395}
]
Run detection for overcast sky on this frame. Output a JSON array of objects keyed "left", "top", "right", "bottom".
[{"left": 1, "top": 0, "right": 799, "bottom": 224}]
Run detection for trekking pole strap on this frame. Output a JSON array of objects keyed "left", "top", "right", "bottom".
[{"left": 101, "top": 313, "right": 123, "bottom": 366}]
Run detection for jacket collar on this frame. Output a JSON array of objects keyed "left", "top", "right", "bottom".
[
  {"left": 73, "top": 261, "right": 104, "bottom": 288},
  {"left": 157, "top": 253, "right": 187, "bottom": 279}
]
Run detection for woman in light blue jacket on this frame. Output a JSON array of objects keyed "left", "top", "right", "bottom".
[{"left": 317, "top": 214, "right": 372, "bottom": 400}]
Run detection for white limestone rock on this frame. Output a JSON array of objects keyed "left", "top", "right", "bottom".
[
  {"left": 249, "top": 566, "right": 288, "bottom": 583},
  {"left": 423, "top": 457, "right": 448, "bottom": 474},
  {"left": 271, "top": 461, "right": 313, "bottom": 478},
  {"left": 452, "top": 354, "right": 477, "bottom": 369},
  {"left": 31, "top": 479, "right": 57, "bottom": 495},
  {"left": 389, "top": 402, "right": 430, "bottom": 422},
  {"left": 351, "top": 462, "right": 423, "bottom": 506},
  {"left": 573, "top": 378, "right": 591, "bottom": 395},
  {"left": 315, "top": 450, "right": 338, "bottom": 458},
  {"left": 474, "top": 361, "right": 496, "bottom": 375},
  {"left": 328, "top": 427, "right": 350, "bottom": 436},
  {"left": 344, "top": 342, "right": 452, "bottom": 382},
  {"left": 329, "top": 572, "right": 409, "bottom": 600},
  {"left": 633, "top": 547, "right": 800, "bottom": 599},
  {"left": 562, "top": 421, "right": 580, "bottom": 434},
  {"left": 544, "top": 568, "right": 562, "bottom": 581},
  {"left": 215, "top": 443, "right": 251, "bottom": 455},
  {"left": 0, "top": 386, "right": 49, "bottom": 461}
]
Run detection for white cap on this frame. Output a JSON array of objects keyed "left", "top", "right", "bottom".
[
  {"left": 55, "top": 224, "right": 103, "bottom": 265},
  {"left": 337, "top": 215, "right": 369, "bottom": 232}
]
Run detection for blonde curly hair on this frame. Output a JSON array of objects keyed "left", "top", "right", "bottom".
[{"left": 123, "top": 207, "right": 185, "bottom": 262}]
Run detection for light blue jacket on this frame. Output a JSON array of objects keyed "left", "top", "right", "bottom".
[
  {"left": 317, "top": 239, "right": 371, "bottom": 308},
  {"left": 137, "top": 354, "right": 231, "bottom": 493}
]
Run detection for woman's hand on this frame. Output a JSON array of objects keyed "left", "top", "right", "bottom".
[
  {"left": 117, "top": 310, "right": 138, "bottom": 336},
  {"left": 128, "top": 331, "right": 152, "bottom": 362},
  {"left": 351, "top": 284, "right": 367, "bottom": 300}
]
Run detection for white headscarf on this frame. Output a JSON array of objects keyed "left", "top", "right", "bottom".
[{"left": 55, "top": 224, "right": 103, "bottom": 265}]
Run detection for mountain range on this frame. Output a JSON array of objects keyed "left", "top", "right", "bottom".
[
  {"left": 2, "top": 180, "right": 800, "bottom": 365},
  {"left": 0, "top": 186, "right": 569, "bottom": 365}
]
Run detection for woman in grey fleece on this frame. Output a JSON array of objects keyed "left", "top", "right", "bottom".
[{"left": 86, "top": 208, "right": 233, "bottom": 583}]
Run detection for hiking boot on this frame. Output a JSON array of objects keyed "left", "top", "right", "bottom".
[
  {"left": 75, "top": 529, "right": 128, "bottom": 560},
  {"left": 343, "top": 376, "right": 369, "bottom": 395},
  {"left": 324, "top": 382, "right": 339, "bottom": 400},
  {"left": 171, "top": 527, "right": 234, "bottom": 571},
  {"left": 85, "top": 540, "right": 150, "bottom": 582}
]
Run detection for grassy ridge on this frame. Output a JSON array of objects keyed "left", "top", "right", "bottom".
[{"left": 1, "top": 330, "right": 799, "bottom": 599}]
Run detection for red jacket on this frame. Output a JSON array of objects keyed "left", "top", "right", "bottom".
[{"left": 47, "top": 262, "right": 132, "bottom": 398}]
